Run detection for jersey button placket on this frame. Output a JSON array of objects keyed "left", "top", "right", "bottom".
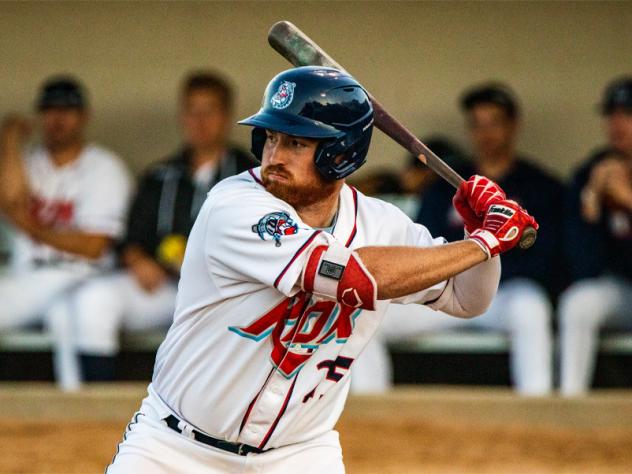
[{"left": 269, "top": 382, "right": 282, "bottom": 395}]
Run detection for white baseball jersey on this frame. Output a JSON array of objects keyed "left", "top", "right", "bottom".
[
  {"left": 152, "top": 167, "right": 448, "bottom": 450},
  {"left": 10, "top": 143, "right": 132, "bottom": 272}
]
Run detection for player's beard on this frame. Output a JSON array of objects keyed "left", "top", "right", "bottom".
[{"left": 262, "top": 165, "right": 337, "bottom": 209}]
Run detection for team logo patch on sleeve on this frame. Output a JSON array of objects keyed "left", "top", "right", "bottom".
[
  {"left": 270, "top": 81, "right": 296, "bottom": 109},
  {"left": 252, "top": 212, "right": 299, "bottom": 247}
]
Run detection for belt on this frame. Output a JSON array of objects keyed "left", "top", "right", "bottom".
[{"left": 164, "top": 415, "right": 267, "bottom": 456}]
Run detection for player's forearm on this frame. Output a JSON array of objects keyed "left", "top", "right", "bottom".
[
  {"left": 121, "top": 244, "right": 153, "bottom": 266},
  {"left": 356, "top": 240, "right": 488, "bottom": 300},
  {"left": 0, "top": 136, "right": 30, "bottom": 206},
  {"left": 29, "top": 225, "right": 112, "bottom": 259}
]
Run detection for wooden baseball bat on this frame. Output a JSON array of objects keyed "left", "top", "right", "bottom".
[{"left": 267, "top": 20, "right": 537, "bottom": 250}]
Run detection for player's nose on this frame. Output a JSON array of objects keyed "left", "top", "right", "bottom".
[{"left": 267, "top": 141, "right": 290, "bottom": 165}]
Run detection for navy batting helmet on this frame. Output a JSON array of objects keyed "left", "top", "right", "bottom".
[{"left": 239, "top": 66, "right": 374, "bottom": 180}]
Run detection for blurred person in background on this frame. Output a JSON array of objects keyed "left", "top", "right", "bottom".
[
  {"left": 66, "top": 70, "right": 256, "bottom": 382},
  {"left": 352, "top": 84, "right": 563, "bottom": 395},
  {"left": 559, "top": 77, "right": 632, "bottom": 396},
  {"left": 0, "top": 76, "right": 132, "bottom": 387}
]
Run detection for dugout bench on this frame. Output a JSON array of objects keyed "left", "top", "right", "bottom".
[{"left": 1, "top": 328, "right": 632, "bottom": 362}]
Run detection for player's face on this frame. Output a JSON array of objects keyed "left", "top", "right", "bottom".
[
  {"left": 181, "top": 89, "right": 230, "bottom": 151},
  {"left": 467, "top": 104, "right": 517, "bottom": 160},
  {"left": 40, "top": 107, "right": 87, "bottom": 151},
  {"left": 606, "top": 109, "right": 632, "bottom": 157},
  {"left": 261, "top": 130, "right": 336, "bottom": 208}
]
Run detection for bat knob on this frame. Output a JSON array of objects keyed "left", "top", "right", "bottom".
[{"left": 519, "top": 226, "right": 537, "bottom": 250}]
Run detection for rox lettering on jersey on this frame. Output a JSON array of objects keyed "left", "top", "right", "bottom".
[{"left": 229, "top": 291, "right": 362, "bottom": 378}]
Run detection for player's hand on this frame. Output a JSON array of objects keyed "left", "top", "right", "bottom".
[
  {"left": 581, "top": 156, "right": 632, "bottom": 222},
  {"left": 468, "top": 199, "right": 539, "bottom": 259},
  {"left": 603, "top": 169, "right": 632, "bottom": 212},
  {"left": 453, "top": 175, "right": 506, "bottom": 233},
  {"left": 128, "top": 254, "right": 169, "bottom": 293},
  {"left": 0, "top": 115, "right": 32, "bottom": 149}
]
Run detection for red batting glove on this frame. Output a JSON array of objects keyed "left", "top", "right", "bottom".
[
  {"left": 453, "top": 175, "right": 506, "bottom": 234},
  {"left": 468, "top": 199, "right": 539, "bottom": 259}
]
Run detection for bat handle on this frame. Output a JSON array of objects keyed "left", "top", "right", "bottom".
[{"left": 519, "top": 226, "right": 537, "bottom": 249}]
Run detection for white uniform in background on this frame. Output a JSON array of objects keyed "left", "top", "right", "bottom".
[
  {"left": 0, "top": 144, "right": 132, "bottom": 387},
  {"left": 107, "top": 168, "right": 500, "bottom": 473},
  {"left": 352, "top": 278, "right": 552, "bottom": 396}
]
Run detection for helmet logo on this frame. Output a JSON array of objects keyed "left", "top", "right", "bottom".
[{"left": 270, "top": 81, "right": 296, "bottom": 110}]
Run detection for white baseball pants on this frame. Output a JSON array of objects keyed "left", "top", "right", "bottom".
[
  {"left": 559, "top": 275, "right": 632, "bottom": 397},
  {"left": 0, "top": 266, "right": 92, "bottom": 329},
  {"left": 352, "top": 278, "right": 553, "bottom": 396},
  {"left": 106, "top": 389, "right": 344, "bottom": 474},
  {"left": 47, "top": 271, "right": 176, "bottom": 390},
  {"left": 70, "top": 271, "right": 177, "bottom": 355},
  {"left": 0, "top": 266, "right": 95, "bottom": 391}
]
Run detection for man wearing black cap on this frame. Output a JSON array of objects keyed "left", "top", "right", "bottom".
[
  {"left": 0, "top": 75, "right": 131, "bottom": 389},
  {"left": 559, "top": 77, "right": 632, "bottom": 396}
]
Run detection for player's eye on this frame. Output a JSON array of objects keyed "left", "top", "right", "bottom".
[
  {"left": 291, "top": 139, "right": 306, "bottom": 149},
  {"left": 265, "top": 131, "right": 278, "bottom": 144}
]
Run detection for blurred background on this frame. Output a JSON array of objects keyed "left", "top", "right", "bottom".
[
  {"left": 1, "top": 2, "right": 631, "bottom": 473},
  {"left": 1, "top": 1, "right": 630, "bottom": 175}
]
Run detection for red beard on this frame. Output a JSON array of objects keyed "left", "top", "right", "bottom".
[{"left": 262, "top": 165, "right": 336, "bottom": 209}]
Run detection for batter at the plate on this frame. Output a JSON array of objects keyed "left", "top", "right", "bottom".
[{"left": 107, "top": 66, "right": 537, "bottom": 473}]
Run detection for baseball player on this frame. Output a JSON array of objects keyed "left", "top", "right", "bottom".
[
  {"left": 353, "top": 83, "right": 562, "bottom": 396},
  {"left": 0, "top": 76, "right": 132, "bottom": 389},
  {"left": 559, "top": 77, "right": 632, "bottom": 396},
  {"left": 64, "top": 71, "right": 257, "bottom": 382},
  {"left": 107, "top": 66, "right": 537, "bottom": 473}
]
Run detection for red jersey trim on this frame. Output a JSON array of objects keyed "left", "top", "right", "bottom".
[
  {"left": 248, "top": 168, "right": 263, "bottom": 185},
  {"left": 345, "top": 186, "right": 359, "bottom": 248},
  {"left": 273, "top": 230, "right": 322, "bottom": 290},
  {"left": 258, "top": 375, "right": 298, "bottom": 449},
  {"left": 239, "top": 367, "right": 275, "bottom": 434}
]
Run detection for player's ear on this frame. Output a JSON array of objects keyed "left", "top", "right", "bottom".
[{"left": 333, "top": 155, "right": 345, "bottom": 165}]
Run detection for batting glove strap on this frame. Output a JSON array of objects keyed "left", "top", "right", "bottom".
[{"left": 468, "top": 229, "right": 496, "bottom": 260}]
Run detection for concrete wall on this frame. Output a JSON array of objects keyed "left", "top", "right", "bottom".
[{"left": 1, "top": 1, "right": 631, "bottom": 177}]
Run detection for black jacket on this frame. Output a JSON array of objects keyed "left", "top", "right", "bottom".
[
  {"left": 565, "top": 148, "right": 632, "bottom": 281},
  {"left": 123, "top": 146, "right": 257, "bottom": 263}
]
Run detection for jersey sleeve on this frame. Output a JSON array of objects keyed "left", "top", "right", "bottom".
[
  {"left": 74, "top": 153, "right": 133, "bottom": 238},
  {"left": 205, "top": 186, "right": 335, "bottom": 297}
]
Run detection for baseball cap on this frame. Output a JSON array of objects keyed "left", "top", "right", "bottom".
[
  {"left": 460, "top": 82, "right": 519, "bottom": 119},
  {"left": 36, "top": 76, "right": 87, "bottom": 111},
  {"left": 601, "top": 77, "right": 632, "bottom": 115}
]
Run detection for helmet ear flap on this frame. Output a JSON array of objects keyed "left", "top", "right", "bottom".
[
  {"left": 314, "top": 126, "right": 373, "bottom": 180},
  {"left": 315, "top": 139, "right": 348, "bottom": 180},
  {"left": 250, "top": 128, "right": 266, "bottom": 162}
]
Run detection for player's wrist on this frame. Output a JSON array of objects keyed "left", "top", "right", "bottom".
[{"left": 468, "top": 229, "right": 496, "bottom": 259}]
